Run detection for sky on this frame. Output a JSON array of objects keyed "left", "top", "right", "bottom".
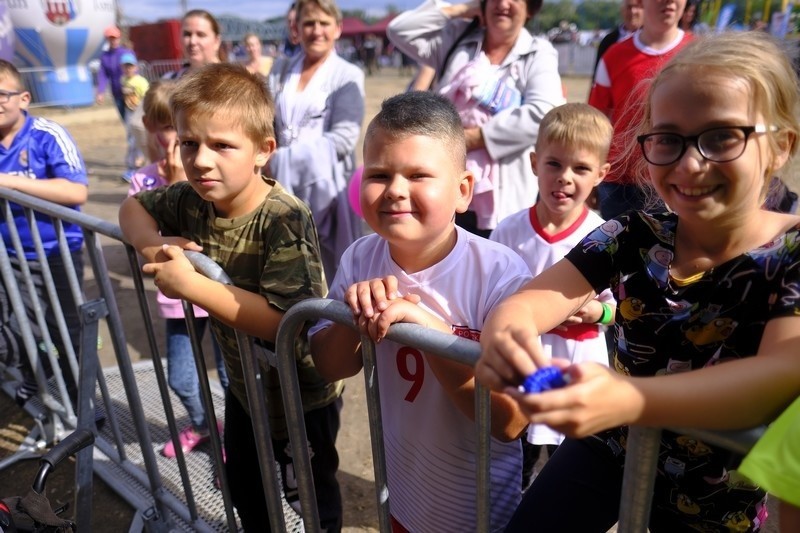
[{"left": 118, "top": 0, "right": 419, "bottom": 24}]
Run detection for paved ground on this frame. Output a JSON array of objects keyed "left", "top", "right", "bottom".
[{"left": 0, "top": 70, "right": 784, "bottom": 531}]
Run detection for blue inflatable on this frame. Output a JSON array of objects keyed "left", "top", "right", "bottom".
[
  {"left": 0, "top": 1, "right": 13, "bottom": 62},
  {"left": 8, "top": 0, "right": 114, "bottom": 106}
]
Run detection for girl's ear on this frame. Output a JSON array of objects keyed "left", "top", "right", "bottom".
[{"left": 770, "top": 129, "right": 797, "bottom": 173}]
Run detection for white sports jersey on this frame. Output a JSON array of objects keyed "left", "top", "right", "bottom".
[
  {"left": 491, "top": 206, "right": 614, "bottom": 445},
  {"left": 311, "top": 226, "right": 531, "bottom": 532}
]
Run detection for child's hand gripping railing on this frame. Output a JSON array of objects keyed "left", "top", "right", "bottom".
[{"left": 274, "top": 298, "right": 493, "bottom": 533}]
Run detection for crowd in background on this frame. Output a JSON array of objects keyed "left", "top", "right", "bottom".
[{"left": 3, "top": 0, "right": 799, "bottom": 530}]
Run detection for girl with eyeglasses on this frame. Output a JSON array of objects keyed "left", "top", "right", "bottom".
[{"left": 475, "top": 31, "right": 800, "bottom": 532}]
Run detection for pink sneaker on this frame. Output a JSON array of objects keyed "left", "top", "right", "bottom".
[
  {"left": 162, "top": 426, "right": 210, "bottom": 458},
  {"left": 211, "top": 421, "right": 226, "bottom": 462}
]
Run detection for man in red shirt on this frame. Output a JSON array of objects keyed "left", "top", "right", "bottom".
[
  {"left": 589, "top": 0, "right": 692, "bottom": 219},
  {"left": 591, "top": 0, "right": 644, "bottom": 83}
]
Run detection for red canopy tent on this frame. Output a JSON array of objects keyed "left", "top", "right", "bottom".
[
  {"left": 340, "top": 17, "right": 370, "bottom": 37},
  {"left": 339, "top": 14, "right": 399, "bottom": 38},
  {"left": 365, "top": 14, "right": 399, "bottom": 34}
]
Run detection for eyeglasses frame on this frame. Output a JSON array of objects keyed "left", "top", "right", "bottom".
[
  {"left": 0, "top": 90, "right": 24, "bottom": 104},
  {"left": 637, "top": 124, "right": 777, "bottom": 166}
]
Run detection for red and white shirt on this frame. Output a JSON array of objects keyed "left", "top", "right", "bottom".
[
  {"left": 312, "top": 226, "right": 531, "bottom": 532},
  {"left": 491, "top": 206, "right": 614, "bottom": 445},
  {"left": 589, "top": 30, "right": 692, "bottom": 185}
]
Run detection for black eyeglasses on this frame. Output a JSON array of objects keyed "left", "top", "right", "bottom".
[
  {"left": 0, "top": 91, "right": 23, "bottom": 104},
  {"left": 637, "top": 125, "right": 776, "bottom": 166}
]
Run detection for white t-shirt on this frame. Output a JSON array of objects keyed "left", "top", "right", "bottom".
[
  {"left": 491, "top": 206, "right": 614, "bottom": 445},
  {"left": 311, "top": 226, "right": 532, "bottom": 532}
]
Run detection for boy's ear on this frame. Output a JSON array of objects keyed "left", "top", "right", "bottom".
[
  {"left": 595, "top": 162, "right": 611, "bottom": 187},
  {"left": 529, "top": 151, "right": 538, "bottom": 175},
  {"left": 18, "top": 91, "right": 31, "bottom": 111},
  {"left": 255, "top": 137, "right": 277, "bottom": 168},
  {"left": 455, "top": 170, "right": 474, "bottom": 214}
]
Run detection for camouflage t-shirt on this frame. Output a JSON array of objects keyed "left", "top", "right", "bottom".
[{"left": 135, "top": 178, "right": 343, "bottom": 438}]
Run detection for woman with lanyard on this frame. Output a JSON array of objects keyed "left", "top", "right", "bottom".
[
  {"left": 267, "top": 0, "right": 365, "bottom": 283},
  {"left": 388, "top": 0, "right": 564, "bottom": 237}
]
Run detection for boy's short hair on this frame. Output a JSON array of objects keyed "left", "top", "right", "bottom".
[
  {"left": 142, "top": 81, "right": 177, "bottom": 128},
  {"left": 536, "top": 103, "right": 613, "bottom": 163},
  {"left": 0, "top": 60, "right": 25, "bottom": 91},
  {"left": 170, "top": 63, "right": 275, "bottom": 144},
  {"left": 366, "top": 91, "right": 466, "bottom": 167}
]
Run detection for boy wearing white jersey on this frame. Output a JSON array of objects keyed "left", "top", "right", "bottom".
[
  {"left": 490, "top": 103, "right": 616, "bottom": 483},
  {"left": 309, "top": 92, "right": 531, "bottom": 532}
]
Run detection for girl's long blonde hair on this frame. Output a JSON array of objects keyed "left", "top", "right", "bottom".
[{"left": 622, "top": 31, "right": 800, "bottom": 204}]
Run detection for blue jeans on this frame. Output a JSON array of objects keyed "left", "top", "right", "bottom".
[{"left": 165, "top": 317, "right": 228, "bottom": 430}]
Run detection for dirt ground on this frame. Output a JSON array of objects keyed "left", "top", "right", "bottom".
[{"left": 0, "top": 70, "right": 782, "bottom": 532}]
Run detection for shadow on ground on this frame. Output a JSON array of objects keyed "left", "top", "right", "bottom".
[{"left": 0, "top": 392, "right": 136, "bottom": 532}]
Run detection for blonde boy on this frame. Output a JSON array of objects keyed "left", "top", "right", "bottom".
[
  {"left": 490, "top": 102, "right": 616, "bottom": 480},
  {"left": 309, "top": 92, "right": 531, "bottom": 532},
  {"left": 118, "top": 63, "right": 343, "bottom": 532},
  {"left": 119, "top": 52, "right": 149, "bottom": 180}
]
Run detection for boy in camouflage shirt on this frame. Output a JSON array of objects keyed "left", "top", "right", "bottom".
[{"left": 119, "top": 63, "right": 344, "bottom": 532}]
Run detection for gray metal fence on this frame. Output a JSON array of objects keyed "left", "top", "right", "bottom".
[
  {"left": 553, "top": 42, "right": 599, "bottom": 77},
  {"left": 0, "top": 188, "right": 767, "bottom": 532},
  {"left": 16, "top": 67, "right": 95, "bottom": 109},
  {"left": 17, "top": 60, "right": 185, "bottom": 110},
  {"left": 275, "top": 298, "right": 495, "bottom": 533},
  {"left": 0, "top": 189, "right": 250, "bottom": 531}
]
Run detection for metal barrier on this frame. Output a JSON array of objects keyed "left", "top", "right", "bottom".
[
  {"left": 137, "top": 59, "right": 188, "bottom": 82},
  {"left": 275, "top": 298, "right": 494, "bottom": 533},
  {"left": 16, "top": 61, "right": 182, "bottom": 109},
  {"left": 553, "top": 42, "right": 599, "bottom": 77},
  {"left": 0, "top": 187, "right": 769, "bottom": 532},
  {"left": 0, "top": 188, "right": 303, "bottom": 532},
  {"left": 618, "top": 425, "right": 765, "bottom": 532},
  {"left": 275, "top": 300, "right": 768, "bottom": 533}
]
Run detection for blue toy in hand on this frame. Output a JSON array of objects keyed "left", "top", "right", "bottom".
[{"left": 518, "top": 366, "right": 570, "bottom": 394}]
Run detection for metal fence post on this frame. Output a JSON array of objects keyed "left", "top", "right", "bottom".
[{"left": 76, "top": 298, "right": 107, "bottom": 529}]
